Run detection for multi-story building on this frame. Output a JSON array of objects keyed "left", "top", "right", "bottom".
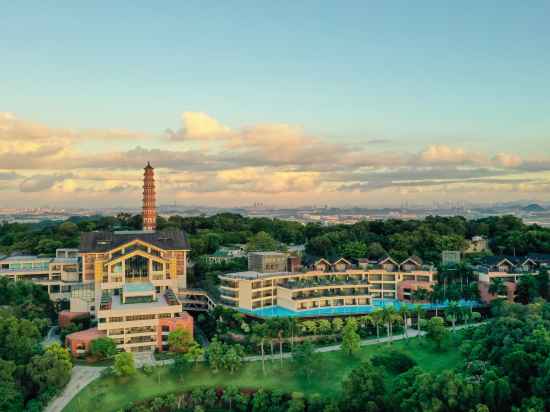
[
  {"left": 219, "top": 255, "right": 437, "bottom": 315},
  {"left": 248, "top": 252, "right": 289, "bottom": 273},
  {"left": 64, "top": 163, "right": 194, "bottom": 354},
  {"left": 475, "top": 254, "right": 550, "bottom": 302},
  {"left": 0, "top": 249, "right": 81, "bottom": 301}
]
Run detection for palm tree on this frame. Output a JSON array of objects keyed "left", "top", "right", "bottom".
[
  {"left": 445, "top": 301, "right": 461, "bottom": 333},
  {"left": 252, "top": 323, "right": 267, "bottom": 375},
  {"left": 370, "top": 310, "right": 383, "bottom": 342},
  {"left": 488, "top": 278, "right": 507, "bottom": 297},
  {"left": 286, "top": 317, "right": 299, "bottom": 350},
  {"left": 413, "top": 305, "right": 424, "bottom": 338},
  {"left": 380, "top": 306, "right": 400, "bottom": 343},
  {"left": 398, "top": 305, "right": 411, "bottom": 340}
]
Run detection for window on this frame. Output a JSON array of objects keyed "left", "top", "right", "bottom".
[
  {"left": 125, "top": 255, "right": 149, "bottom": 281},
  {"left": 158, "top": 313, "right": 172, "bottom": 319},
  {"left": 152, "top": 261, "right": 163, "bottom": 271}
]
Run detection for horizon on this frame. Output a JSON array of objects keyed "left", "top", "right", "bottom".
[{"left": 2, "top": 2, "right": 550, "bottom": 208}]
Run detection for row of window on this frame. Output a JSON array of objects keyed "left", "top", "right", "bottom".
[{"left": 98, "top": 312, "right": 176, "bottom": 323}]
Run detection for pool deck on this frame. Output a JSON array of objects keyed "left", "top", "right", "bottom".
[{"left": 237, "top": 299, "right": 482, "bottom": 318}]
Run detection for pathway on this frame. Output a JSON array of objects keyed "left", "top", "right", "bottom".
[{"left": 45, "top": 366, "right": 105, "bottom": 412}]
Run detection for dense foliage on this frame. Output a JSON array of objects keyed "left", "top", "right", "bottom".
[{"left": 0, "top": 278, "right": 72, "bottom": 411}]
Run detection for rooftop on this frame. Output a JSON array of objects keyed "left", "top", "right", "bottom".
[
  {"left": 80, "top": 228, "right": 190, "bottom": 252},
  {"left": 109, "top": 294, "right": 175, "bottom": 311}
]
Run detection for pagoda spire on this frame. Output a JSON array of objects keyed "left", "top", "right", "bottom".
[{"left": 142, "top": 162, "right": 156, "bottom": 231}]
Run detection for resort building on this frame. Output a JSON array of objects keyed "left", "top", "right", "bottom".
[
  {"left": 64, "top": 163, "right": 194, "bottom": 354},
  {"left": 219, "top": 255, "right": 437, "bottom": 315},
  {"left": 465, "top": 236, "right": 489, "bottom": 254},
  {"left": 0, "top": 249, "right": 81, "bottom": 301},
  {"left": 475, "top": 254, "right": 550, "bottom": 302}
]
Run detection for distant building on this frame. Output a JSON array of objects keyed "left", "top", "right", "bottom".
[
  {"left": 248, "top": 252, "right": 289, "bottom": 273},
  {"left": 465, "top": 236, "right": 489, "bottom": 254},
  {"left": 442, "top": 251, "right": 461, "bottom": 265}
]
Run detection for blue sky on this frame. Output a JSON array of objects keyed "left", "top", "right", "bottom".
[{"left": 1, "top": 2, "right": 550, "bottom": 207}]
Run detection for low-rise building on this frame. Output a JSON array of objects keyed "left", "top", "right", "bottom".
[{"left": 219, "top": 255, "right": 437, "bottom": 315}]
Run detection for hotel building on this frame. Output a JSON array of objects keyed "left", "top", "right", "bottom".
[
  {"left": 65, "top": 163, "right": 193, "bottom": 354},
  {"left": 219, "top": 253, "right": 437, "bottom": 314}
]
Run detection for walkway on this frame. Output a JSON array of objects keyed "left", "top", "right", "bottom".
[
  {"left": 45, "top": 322, "right": 484, "bottom": 412},
  {"left": 45, "top": 366, "right": 105, "bottom": 412}
]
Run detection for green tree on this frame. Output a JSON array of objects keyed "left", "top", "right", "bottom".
[
  {"left": 340, "top": 361, "right": 385, "bottom": 412},
  {"left": 27, "top": 343, "right": 72, "bottom": 393},
  {"left": 167, "top": 327, "right": 193, "bottom": 352},
  {"left": 0, "top": 359, "right": 24, "bottom": 412},
  {"left": 370, "top": 310, "right": 383, "bottom": 342},
  {"left": 90, "top": 337, "right": 117, "bottom": 360},
  {"left": 331, "top": 318, "right": 344, "bottom": 333},
  {"left": 341, "top": 241, "right": 367, "bottom": 260},
  {"left": 205, "top": 337, "right": 225, "bottom": 373},
  {"left": 425, "top": 316, "right": 449, "bottom": 350},
  {"left": 246, "top": 231, "right": 282, "bottom": 252},
  {"left": 184, "top": 341, "right": 205, "bottom": 368},
  {"left": 287, "top": 392, "right": 306, "bottom": 412},
  {"left": 515, "top": 275, "right": 539, "bottom": 304},
  {"left": 222, "top": 344, "right": 244, "bottom": 374},
  {"left": 535, "top": 269, "right": 549, "bottom": 300},
  {"left": 380, "top": 306, "right": 400, "bottom": 343},
  {"left": 341, "top": 318, "right": 361, "bottom": 357},
  {"left": 445, "top": 301, "right": 462, "bottom": 333},
  {"left": 489, "top": 278, "right": 508, "bottom": 297},
  {"left": 292, "top": 341, "right": 320, "bottom": 382},
  {"left": 113, "top": 352, "right": 136, "bottom": 378}
]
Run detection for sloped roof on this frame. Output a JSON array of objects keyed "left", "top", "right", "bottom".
[{"left": 80, "top": 229, "right": 190, "bottom": 252}]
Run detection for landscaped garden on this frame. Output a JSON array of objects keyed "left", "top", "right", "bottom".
[{"left": 63, "top": 336, "right": 461, "bottom": 412}]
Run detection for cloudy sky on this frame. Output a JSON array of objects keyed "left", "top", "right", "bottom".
[{"left": 2, "top": 1, "right": 550, "bottom": 208}]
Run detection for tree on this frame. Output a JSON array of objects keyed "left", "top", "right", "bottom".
[
  {"left": 167, "top": 327, "right": 193, "bottom": 352},
  {"left": 222, "top": 344, "right": 244, "bottom": 374},
  {"left": 287, "top": 392, "right": 306, "bottom": 412},
  {"left": 184, "top": 341, "right": 205, "bottom": 368},
  {"left": 340, "top": 361, "right": 385, "bottom": 412},
  {"left": 370, "top": 310, "right": 383, "bottom": 342},
  {"left": 0, "top": 359, "right": 24, "bottom": 412},
  {"left": 341, "top": 241, "right": 367, "bottom": 260},
  {"left": 90, "top": 337, "right": 117, "bottom": 360},
  {"left": 27, "top": 343, "right": 72, "bottom": 393},
  {"left": 489, "top": 278, "right": 507, "bottom": 297},
  {"left": 536, "top": 269, "right": 549, "bottom": 300},
  {"left": 246, "top": 231, "right": 281, "bottom": 252},
  {"left": 205, "top": 337, "right": 225, "bottom": 373},
  {"left": 371, "top": 349, "right": 416, "bottom": 374},
  {"left": 292, "top": 341, "right": 320, "bottom": 381},
  {"left": 113, "top": 352, "right": 136, "bottom": 378},
  {"left": 445, "top": 301, "right": 462, "bottom": 333},
  {"left": 398, "top": 305, "right": 411, "bottom": 339},
  {"left": 331, "top": 318, "right": 344, "bottom": 333},
  {"left": 251, "top": 323, "right": 268, "bottom": 375},
  {"left": 380, "top": 306, "right": 400, "bottom": 343},
  {"left": 413, "top": 305, "right": 424, "bottom": 338},
  {"left": 425, "top": 316, "right": 449, "bottom": 350},
  {"left": 341, "top": 318, "right": 361, "bottom": 357},
  {"left": 515, "top": 275, "right": 539, "bottom": 304}
]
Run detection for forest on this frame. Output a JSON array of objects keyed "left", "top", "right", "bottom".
[{"left": 2, "top": 213, "right": 550, "bottom": 263}]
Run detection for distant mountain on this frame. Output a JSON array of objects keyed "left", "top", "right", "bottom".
[{"left": 523, "top": 203, "right": 546, "bottom": 212}]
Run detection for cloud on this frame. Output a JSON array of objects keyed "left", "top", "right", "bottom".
[
  {"left": 2, "top": 111, "right": 550, "bottom": 206},
  {"left": 19, "top": 174, "right": 74, "bottom": 192},
  {"left": 179, "top": 112, "right": 231, "bottom": 140}
]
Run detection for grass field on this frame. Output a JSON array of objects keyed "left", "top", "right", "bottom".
[{"left": 63, "top": 337, "right": 462, "bottom": 412}]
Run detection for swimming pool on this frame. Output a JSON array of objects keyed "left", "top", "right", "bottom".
[{"left": 237, "top": 299, "right": 481, "bottom": 318}]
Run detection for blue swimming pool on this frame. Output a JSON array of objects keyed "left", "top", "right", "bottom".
[{"left": 237, "top": 299, "right": 481, "bottom": 318}]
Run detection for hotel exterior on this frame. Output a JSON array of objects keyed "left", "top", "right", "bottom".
[
  {"left": 219, "top": 253, "right": 437, "bottom": 314},
  {"left": 65, "top": 163, "right": 194, "bottom": 354}
]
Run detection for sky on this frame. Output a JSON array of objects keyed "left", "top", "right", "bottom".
[{"left": 1, "top": 1, "right": 550, "bottom": 208}]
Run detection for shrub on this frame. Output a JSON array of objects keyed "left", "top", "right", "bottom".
[{"left": 371, "top": 349, "right": 417, "bottom": 374}]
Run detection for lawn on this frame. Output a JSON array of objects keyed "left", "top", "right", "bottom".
[{"left": 63, "top": 337, "right": 462, "bottom": 412}]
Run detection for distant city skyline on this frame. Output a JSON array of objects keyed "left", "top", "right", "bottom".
[{"left": 1, "top": 1, "right": 550, "bottom": 208}]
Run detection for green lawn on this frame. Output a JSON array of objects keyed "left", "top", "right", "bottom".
[{"left": 63, "top": 337, "right": 462, "bottom": 412}]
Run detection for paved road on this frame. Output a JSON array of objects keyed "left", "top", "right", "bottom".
[
  {"left": 46, "top": 322, "right": 485, "bottom": 412},
  {"left": 45, "top": 366, "right": 105, "bottom": 412}
]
